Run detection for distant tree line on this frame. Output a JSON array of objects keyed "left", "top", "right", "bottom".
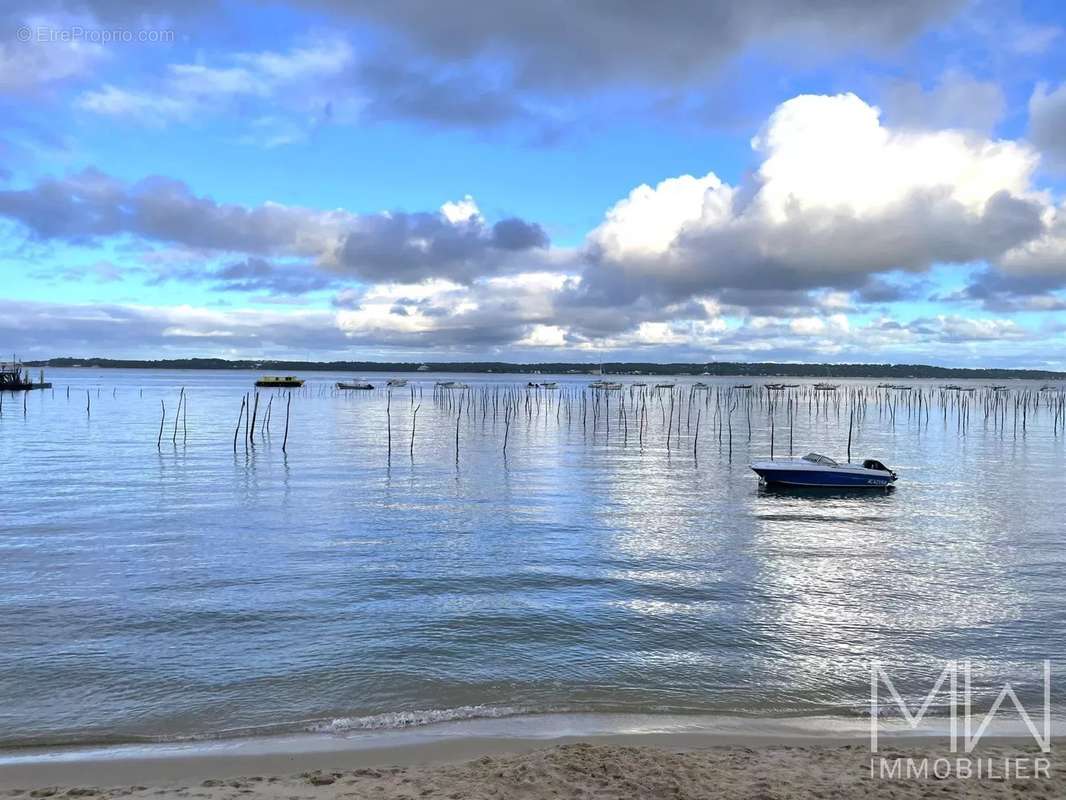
[{"left": 23, "top": 356, "right": 1066, "bottom": 380}]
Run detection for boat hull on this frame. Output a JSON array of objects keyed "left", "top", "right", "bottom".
[{"left": 750, "top": 462, "right": 896, "bottom": 488}]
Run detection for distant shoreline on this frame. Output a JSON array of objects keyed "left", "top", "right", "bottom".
[{"left": 22, "top": 357, "right": 1066, "bottom": 380}]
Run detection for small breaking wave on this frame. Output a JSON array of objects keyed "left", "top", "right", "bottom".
[{"left": 308, "top": 705, "right": 528, "bottom": 733}]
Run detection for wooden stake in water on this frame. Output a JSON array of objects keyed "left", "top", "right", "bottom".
[
  {"left": 769, "top": 399, "right": 775, "bottom": 460},
  {"left": 788, "top": 397, "right": 794, "bottom": 456},
  {"left": 846, "top": 405, "right": 854, "bottom": 463},
  {"left": 693, "top": 406, "right": 701, "bottom": 461},
  {"left": 249, "top": 391, "right": 259, "bottom": 443},
  {"left": 455, "top": 393, "right": 464, "bottom": 466},
  {"left": 233, "top": 396, "right": 246, "bottom": 452},
  {"left": 157, "top": 400, "right": 166, "bottom": 448},
  {"left": 410, "top": 403, "right": 420, "bottom": 458},
  {"left": 282, "top": 393, "right": 291, "bottom": 453},
  {"left": 172, "top": 388, "right": 184, "bottom": 445}
]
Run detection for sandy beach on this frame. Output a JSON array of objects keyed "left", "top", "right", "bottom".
[{"left": 0, "top": 735, "right": 1060, "bottom": 799}]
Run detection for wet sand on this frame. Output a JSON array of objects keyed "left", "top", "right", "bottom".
[{"left": 0, "top": 733, "right": 1059, "bottom": 799}]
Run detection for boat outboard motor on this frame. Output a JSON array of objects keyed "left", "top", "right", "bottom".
[{"left": 862, "top": 459, "right": 897, "bottom": 480}]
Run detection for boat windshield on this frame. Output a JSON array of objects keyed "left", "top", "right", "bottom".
[{"left": 801, "top": 453, "right": 838, "bottom": 466}]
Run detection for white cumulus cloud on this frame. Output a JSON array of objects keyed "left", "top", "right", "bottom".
[{"left": 583, "top": 93, "right": 1045, "bottom": 307}]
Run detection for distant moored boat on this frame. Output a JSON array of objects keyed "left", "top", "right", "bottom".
[
  {"left": 255, "top": 375, "right": 304, "bottom": 387},
  {"left": 0, "top": 361, "right": 51, "bottom": 391}
]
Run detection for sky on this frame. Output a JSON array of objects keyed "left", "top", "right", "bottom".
[{"left": 2, "top": 0, "right": 1066, "bottom": 367}]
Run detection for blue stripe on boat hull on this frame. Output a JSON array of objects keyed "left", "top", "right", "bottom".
[{"left": 751, "top": 468, "right": 893, "bottom": 488}]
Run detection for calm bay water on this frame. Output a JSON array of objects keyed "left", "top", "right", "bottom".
[{"left": 1, "top": 369, "right": 1065, "bottom": 748}]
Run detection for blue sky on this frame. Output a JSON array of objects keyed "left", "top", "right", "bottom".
[{"left": 2, "top": 0, "right": 1066, "bottom": 366}]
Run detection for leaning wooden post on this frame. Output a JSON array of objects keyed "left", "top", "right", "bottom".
[
  {"left": 172, "top": 388, "right": 184, "bottom": 445},
  {"left": 157, "top": 400, "right": 166, "bottom": 448},
  {"left": 693, "top": 406, "right": 701, "bottom": 460},
  {"left": 282, "top": 393, "right": 292, "bottom": 452},
  {"left": 847, "top": 405, "right": 854, "bottom": 463},
  {"left": 410, "top": 403, "right": 420, "bottom": 458},
  {"left": 233, "top": 396, "right": 246, "bottom": 452},
  {"left": 770, "top": 400, "right": 775, "bottom": 460},
  {"left": 86, "top": 390, "right": 91, "bottom": 417},
  {"left": 455, "top": 393, "right": 463, "bottom": 466},
  {"left": 788, "top": 396, "right": 794, "bottom": 456},
  {"left": 249, "top": 391, "right": 260, "bottom": 443}
]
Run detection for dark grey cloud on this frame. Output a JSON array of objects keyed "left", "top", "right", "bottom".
[
  {"left": 355, "top": 60, "right": 534, "bottom": 129},
  {"left": 0, "top": 169, "right": 316, "bottom": 252},
  {"left": 0, "top": 168, "right": 550, "bottom": 285},
  {"left": 948, "top": 269, "right": 1066, "bottom": 312},
  {"left": 305, "top": 0, "right": 963, "bottom": 90},
  {"left": 963, "top": 269, "right": 1064, "bottom": 298},
  {"left": 855, "top": 276, "right": 928, "bottom": 304},
  {"left": 3, "top": 0, "right": 965, "bottom": 92},
  {"left": 576, "top": 188, "right": 1044, "bottom": 309},
  {"left": 1029, "top": 82, "right": 1066, "bottom": 169},
  {"left": 155, "top": 257, "right": 340, "bottom": 295},
  {"left": 491, "top": 218, "right": 549, "bottom": 250},
  {"left": 2, "top": 0, "right": 214, "bottom": 19},
  {"left": 6, "top": 0, "right": 964, "bottom": 136},
  {"left": 904, "top": 314, "right": 1026, "bottom": 343},
  {"left": 714, "top": 288, "right": 822, "bottom": 316},
  {"left": 338, "top": 211, "right": 548, "bottom": 283}
]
